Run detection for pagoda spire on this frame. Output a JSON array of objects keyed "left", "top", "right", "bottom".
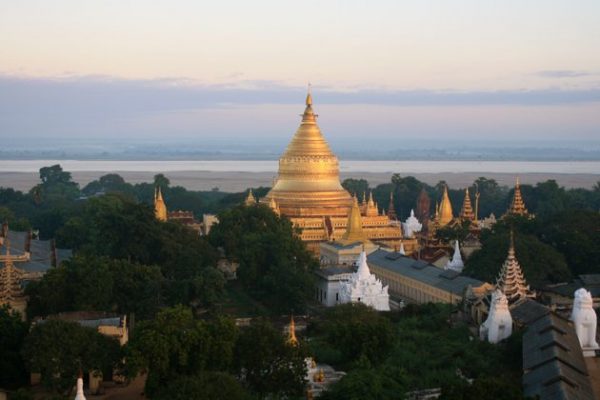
[
  {"left": 154, "top": 186, "right": 168, "bottom": 222},
  {"left": 445, "top": 240, "right": 464, "bottom": 272},
  {"left": 438, "top": 185, "right": 454, "bottom": 226},
  {"left": 244, "top": 189, "right": 257, "bottom": 206},
  {"left": 287, "top": 315, "right": 299, "bottom": 347},
  {"left": 495, "top": 231, "right": 535, "bottom": 303},
  {"left": 506, "top": 176, "right": 529, "bottom": 217},
  {"left": 387, "top": 191, "right": 398, "bottom": 220},
  {"left": 460, "top": 188, "right": 475, "bottom": 221},
  {"left": 365, "top": 191, "right": 378, "bottom": 217},
  {"left": 342, "top": 196, "right": 366, "bottom": 243}
]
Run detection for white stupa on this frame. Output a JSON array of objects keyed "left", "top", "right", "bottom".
[
  {"left": 402, "top": 209, "right": 422, "bottom": 238},
  {"left": 571, "top": 288, "right": 599, "bottom": 357},
  {"left": 480, "top": 289, "right": 513, "bottom": 344},
  {"left": 74, "top": 372, "right": 86, "bottom": 400},
  {"left": 339, "top": 251, "right": 390, "bottom": 311},
  {"left": 444, "top": 240, "right": 464, "bottom": 272}
]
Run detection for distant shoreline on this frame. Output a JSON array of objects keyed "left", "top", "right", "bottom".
[{"left": 1, "top": 170, "right": 598, "bottom": 192}]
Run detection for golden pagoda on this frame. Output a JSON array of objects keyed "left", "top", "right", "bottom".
[
  {"left": 505, "top": 177, "right": 529, "bottom": 217},
  {"left": 342, "top": 196, "right": 367, "bottom": 243},
  {"left": 154, "top": 186, "right": 168, "bottom": 222},
  {"left": 260, "top": 91, "right": 407, "bottom": 254},
  {"left": 437, "top": 185, "right": 454, "bottom": 226},
  {"left": 459, "top": 188, "right": 475, "bottom": 221},
  {"left": 261, "top": 90, "right": 353, "bottom": 216},
  {"left": 244, "top": 189, "right": 257, "bottom": 206}
]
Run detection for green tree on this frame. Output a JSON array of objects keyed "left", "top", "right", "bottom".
[
  {"left": 234, "top": 318, "right": 307, "bottom": 398},
  {"left": 320, "top": 367, "right": 405, "bottom": 400},
  {"left": 536, "top": 210, "right": 600, "bottom": 275},
  {"left": 464, "top": 227, "right": 571, "bottom": 285},
  {"left": 342, "top": 178, "right": 370, "bottom": 197},
  {"left": 209, "top": 204, "right": 317, "bottom": 313},
  {"left": 22, "top": 319, "right": 120, "bottom": 394},
  {"left": 126, "top": 306, "right": 239, "bottom": 397},
  {"left": 312, "top": 303, "right": 394, "bottom": 366},
  {"left": 0, "top": 306, "right": 29, "bottom": 389},
  {"left": 152, "top": 372, "right": 250, "bottom": 400}
]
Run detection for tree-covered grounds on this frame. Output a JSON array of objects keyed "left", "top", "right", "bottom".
[{"left": 310, "top": 303, "right": 524, "bottom": 400}]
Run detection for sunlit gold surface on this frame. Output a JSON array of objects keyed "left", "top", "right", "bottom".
[
  {"left": 260, "top": 92, "right": 407, "bottom": 254},
  {"left": 438, "top": 185, "right": 454, "bottom": 226},
  {"left": 261, "top": 92, "right": 353, "bottom": 217},
  {"left": 154, "top": 186, "right": 168, "bottom": 222}
]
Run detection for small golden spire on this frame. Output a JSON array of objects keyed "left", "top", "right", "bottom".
[
  {"left": 343, "top": 196, "right": 365, "bottom": 242},
  {"left": 306, "top": 83, "right": 312, "bottom": 106},
  {"left": 287, "top": 315, "right": 299, "bottom": 346},
  {"left": 244, "top": 189, "right": 257, "bottom": 206},
  {"left": 154, "top": 186, "right": 168, "bottom": 222},
  {"left": 438, "top": 185, "right": 454, "bottom": 226}
]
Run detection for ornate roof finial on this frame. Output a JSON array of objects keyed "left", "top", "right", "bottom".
[
  {"left": 287, "top": 315, "right": 299, "bottom": 346},
  {"left": 306, "top": 83, "right": 312, "bottom": 106}
]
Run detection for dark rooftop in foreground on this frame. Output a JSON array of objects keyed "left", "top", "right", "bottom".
[{"left": 523, "top": 313, "right": 595, "bottom": 400}]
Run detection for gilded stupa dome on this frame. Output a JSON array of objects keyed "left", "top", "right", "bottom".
[{"left": 261, "top": 91, "right": 353, "bottom": 217}]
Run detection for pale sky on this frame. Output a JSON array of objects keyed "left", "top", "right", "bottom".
[{"left": 1, "top": 1, "right": 599, "bottom": 147}]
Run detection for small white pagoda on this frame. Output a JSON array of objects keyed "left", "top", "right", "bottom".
[
  {"left": 339, "top": 251, "right": 390, "bottom": 311},
  {"left": 444, "top": 240, "right": 464, "bottom": 272},
  {"left": 402, "top": 209, "right": 422, "bottom": 238}
]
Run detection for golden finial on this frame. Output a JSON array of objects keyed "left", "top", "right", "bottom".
[
  {"left": 287, "top": 315, "right": 299, "bottom": 346},
  {"left": 306, "top": 83, "right": 313, "bottom": 106}
]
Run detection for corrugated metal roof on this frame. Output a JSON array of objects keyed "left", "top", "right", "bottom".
[{"left": 367, "top": 249, "right": 484, "bottom": 296}]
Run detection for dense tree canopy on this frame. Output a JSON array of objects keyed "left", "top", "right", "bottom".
[
  {"left": 22, "top": 319, "right": 121, "bottom": 394},
  {"left": 464, "top": 226, "right": 571, "bottom": 286},
  {"left": 0, "top": 306, "right": 29, "bottom": 389},
  {"left": 209, "top": 204, "right": 318, "bottom": 313},
  {"left": 127, "top": 306, "right": 306, "bottom": 399}
]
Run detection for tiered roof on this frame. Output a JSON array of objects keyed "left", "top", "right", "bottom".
[
  {"left": 0, "top": 246, "right": 25, "bottom": 303},
  {"left": 506, "top": 177, "right": 529, "bottom": 217},
  {"left": 459, "top": 188, "right": 475, "bottom": 220},
  {"left": 496, "top": 232, "right": 535, "bottom": 303}
]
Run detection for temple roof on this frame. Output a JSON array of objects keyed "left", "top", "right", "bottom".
[
  {"left": 506, "top": 177, "right": 529, "bottom": 217},
  {"left": 368, "top": 249, "right": 484, "bottom": 296},
  {"left": 496, "top": 232, "right": 535, "bottom": 303},
  {"left": 460, "top": 188, "right": 475, "bottom": 220},
  {"left": 523, "top": 313, "right": 594, "bottom": 400}
]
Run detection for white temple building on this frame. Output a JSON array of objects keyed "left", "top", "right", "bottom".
[
  {"left": 402, "top": 209, "right": 422, "bottom": 238},
  {"left": 570, "top": 288, "right": 600, "bottom": 357},
  {"left": 444, "top": 240, "right": 464, "bottom": 272},
  {"left": 339, "top": 251, "right": 390, "bottom": 311},
  {"left": 480, "top": 289, "right": 513, "bottom": 344}
]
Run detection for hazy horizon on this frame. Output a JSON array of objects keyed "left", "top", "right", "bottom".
[{"left": 1, "top": 1, "right": 599, "bottom": 148}]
